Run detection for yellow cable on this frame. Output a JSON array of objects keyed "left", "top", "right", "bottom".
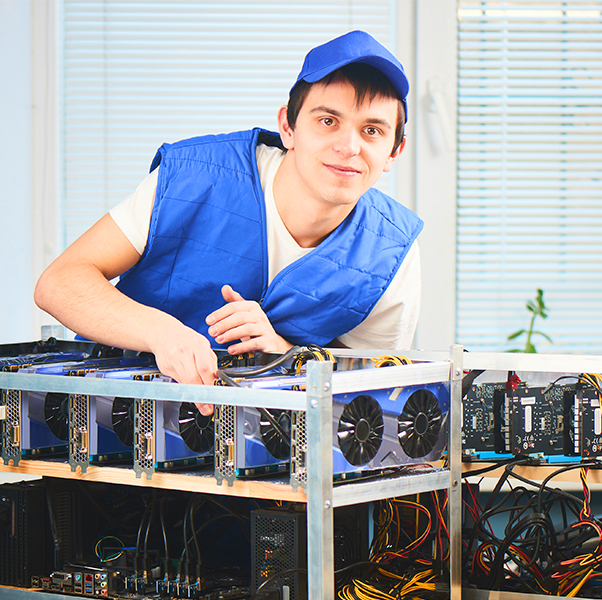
[{"left": 372, "top": 355, "right": 412, "bottom": 368}]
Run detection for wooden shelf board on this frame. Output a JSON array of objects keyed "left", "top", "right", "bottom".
[
  {"left": 463, "top": 461, "right": 602, "bottom": 488},
  {"left": 0, "top": 458, "right": 306, "bottom": 502}
]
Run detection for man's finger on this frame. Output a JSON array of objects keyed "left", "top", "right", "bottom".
[
  {"left": 195, "top": 402, "right": 214, "bottom": 416},
  {"left": 221, "top": 284, "right": 245, "bottom": 303}
]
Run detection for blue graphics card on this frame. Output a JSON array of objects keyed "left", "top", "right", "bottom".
[
  {"left": 20, "top": 357, "right": 154, "bottom": 459},
  {"left": 214, "top": 369, "right": 295, "bottom": 484},
  {"left": 331, "top": 382, "right": 450, "bottom": 480},
  {"left": 1, "top": 351, "right": 89, "bottom": 465},
  {"left": 68, "top": 367, "right": 161, "bottom": 471}
]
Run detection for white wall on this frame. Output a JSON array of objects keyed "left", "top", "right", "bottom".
[
  {"left": 0, "top": 0, "right": 35, "bottom": 343},
  {"left": 413, "top": 0, "right": 458, "bottom": 351}
]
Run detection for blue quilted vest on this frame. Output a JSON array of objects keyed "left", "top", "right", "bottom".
[{"left": 116, "top": 128, "right": 423, "bottom": 348}]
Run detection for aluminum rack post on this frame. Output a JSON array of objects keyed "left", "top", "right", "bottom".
[
  {"left": 449, "top": 344, "right": 463, "bottom": 600},
  {"left": 306, "top": 359, "right": 334, "bottom": 600}
]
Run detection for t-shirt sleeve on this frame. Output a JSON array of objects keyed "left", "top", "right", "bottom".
[
  {"left": 109, "top": 168, "right": 159, "bottom": 255},
  {"left": 337, "top": 242, "right": 421, "bottom": 350}
]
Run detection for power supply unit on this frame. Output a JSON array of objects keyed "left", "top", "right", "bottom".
[
  {"left": 251, "top": 506, "right": 307, "bottom": 600},
  {"left": 0, "top": 480, "right": 54, "bottom": 587}
]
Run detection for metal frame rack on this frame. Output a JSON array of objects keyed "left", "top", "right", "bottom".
[
  {"left": 461, "top": 351, "right": 602, "bottom": 600},
  {"left": 0, "top": 346, "right": 463, "bottom": 600}
]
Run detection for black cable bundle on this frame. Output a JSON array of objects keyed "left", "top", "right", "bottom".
[{"left": 463, "top": 459, "right": 602, "bottom": 596}]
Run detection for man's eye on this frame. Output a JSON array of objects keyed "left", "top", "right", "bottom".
[
  {"left": 365, "top": 127, "right": 381, "bottom": 136},
  {"left": 321, "top": 117, "right": 335, "bottom": 126}
]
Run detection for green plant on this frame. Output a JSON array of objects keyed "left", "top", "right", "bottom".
[{"left": 507, "top": 289, "right": 553, "bottom": 353}]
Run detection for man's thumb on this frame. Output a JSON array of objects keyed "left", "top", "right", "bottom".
[{"left": 222, "top": 284, "right": 245, "bottom": 303}]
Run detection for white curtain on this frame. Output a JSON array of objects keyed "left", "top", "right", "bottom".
[{"left": 457, "top": 0, "right": 602, "bottom": 353}]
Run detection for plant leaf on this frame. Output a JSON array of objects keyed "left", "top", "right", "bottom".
[
  {"left": 532, "top": 331, "right": 553, "bottom": 343},
  {"left": 507, "top": 330, "right": 526, "bottom": 341}
]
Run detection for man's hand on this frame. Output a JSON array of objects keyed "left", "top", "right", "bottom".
[
  {"left": 34, "top": 213, "right": 217, "bottom": 416},
  {"left": 148, "top": 316, "right": 217, "bottom": 416},
  {"left": 206, "top": 285, "right": 292, "bottom": 355}
]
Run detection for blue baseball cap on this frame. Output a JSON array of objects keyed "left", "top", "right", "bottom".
[{"left": 292, "top": 30, "right": 409, "bottom": 122}]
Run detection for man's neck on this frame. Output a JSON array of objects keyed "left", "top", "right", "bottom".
[{"left": 272, "top": 151, "right": 355, "bottom": 248}]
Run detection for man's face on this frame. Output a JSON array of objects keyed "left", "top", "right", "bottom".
[{"left": 278, "top": 80, "right": 403, "bottom": 211}]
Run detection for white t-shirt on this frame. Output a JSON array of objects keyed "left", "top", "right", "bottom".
[{"left": 110, "top": 144, "right": 421, "bottom": 349}]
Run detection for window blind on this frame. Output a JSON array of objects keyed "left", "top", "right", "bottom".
[
  {"left": 60, "top": 0, "right": 397, "bottom": 247},
  {"left": 457, "top": 0, "right": 602, "bottom": 353}
]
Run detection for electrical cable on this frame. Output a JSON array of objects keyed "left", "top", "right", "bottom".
[
  {"left": 159, "top": 497, "right": 170, "bottom": 581},
  {"left": 463, "top": 459, "right": 602, "bottom": 595},
  {"left": 143, "top": 490, "right": 157, "bottom": 580},
  {"left": 220, "top": 345, "right": 302, "bottom": 378}
]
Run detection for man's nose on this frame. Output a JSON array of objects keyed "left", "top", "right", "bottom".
[{"left": 332, "top": 126, "right": 361, "bottom": 156}]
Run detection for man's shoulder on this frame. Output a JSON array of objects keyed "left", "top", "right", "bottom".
[
  {"left": 150, "top": 128, "right": 280, "bottom": 171},
  {"left": 357, "top": 187, "right": 424, "bottom": 237}
]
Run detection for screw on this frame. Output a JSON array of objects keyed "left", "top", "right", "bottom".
[
  {"left": 324, "top": 500, "right": 331, "bottom": 509},
  {"left": 324, "top": 382, "right": 331, "bottom": 391},
  {"left": 310, "top": 399, "right": 318, "bottom": 407}
]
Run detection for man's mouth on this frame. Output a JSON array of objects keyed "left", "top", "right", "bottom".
[{"left": 325, "top": 164, "right": 361, "bottom": 177}]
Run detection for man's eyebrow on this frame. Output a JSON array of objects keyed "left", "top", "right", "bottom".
[
  {"left": 308, "top": 105, "right": 393, "bottom": 130},
  {"left": 308, "top": 105, "right": 344, "bottom": 118}
]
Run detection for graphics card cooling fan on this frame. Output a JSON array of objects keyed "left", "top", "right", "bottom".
[
  {"left": 44, "top": 392, "right": 70, "bottom": 442},
  {"left": 337, "top": 395, "right": 384, "bottom": 466},
  {"left": 397, "top": 388, "right": 442, "bottom": 459},
  {"left": 111, "top": 396, "right": 135, "bottom": 447},
  {"left": 151, "top": 397, "right": 215, "bottom": 473},
  {"left": 177, "top": 402, "right": 214, "bottom": 454},
  {"left": 260, "top": 409, "right": 292, "bottom": 461}
]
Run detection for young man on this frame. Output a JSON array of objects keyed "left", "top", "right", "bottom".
[{"left": 34, "top": 30, "right": 423, "bottom": 413}]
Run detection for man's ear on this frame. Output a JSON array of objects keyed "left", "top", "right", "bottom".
[
  {"left": 277, "top": 105, "right": 295, "bottom": 150},
  {"left": 383, "top": 136, "right": 406, "bottom": 173}
]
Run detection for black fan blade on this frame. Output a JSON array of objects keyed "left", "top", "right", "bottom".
[
  {"left": 397, "top": 389, "right": 442, "bottom": 458},
  {"left": 178, "top": 402, "right": 213, "bottom": 453},
  {"left": 337, "top": 395, "right": 384, "bottom": 466},
  {"left": 44, "top": 392, "right": 69, "bottom": 441},
  {"left": 111, "top": 397, "right": 134, "bottom": 447},
  {"left": 260, "top": 409, "right": 291, "bottom": 460}
]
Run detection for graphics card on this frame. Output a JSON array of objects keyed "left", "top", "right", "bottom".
[
  {"left": 213, "top": 348, "right": 331, "bottom": 485},
  {"left": 334, "top": 382, "right": 449, "bottom": 477},
  {"left": 18, "top": 357, "right": 153, "bottom": 460},
  {"left": 288, "top": 380, "right": 450, "bottom": 490},
  {"left": 569, "top": 384, "right": 602, "bottom": 458},
  {"left": 462, "top": 382, "right": 508, "bottom": 460},
  {"left": 1, "top": 351, "right": 90, "bottom": 465},
  {"left": 502, "top": 384, "right": 573, "bottom": 458},
  {"left": 214, "top": 374, "right": 297, "bottom": 485},
  {"left": 69, "top": 366, "right": 161, "bottom": 473},
  {"left": 132, "top": 377, "right": 215, "bottom": 479},
  {"left": 0, "top": 351, "right": 90, "bottom": 372}
]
